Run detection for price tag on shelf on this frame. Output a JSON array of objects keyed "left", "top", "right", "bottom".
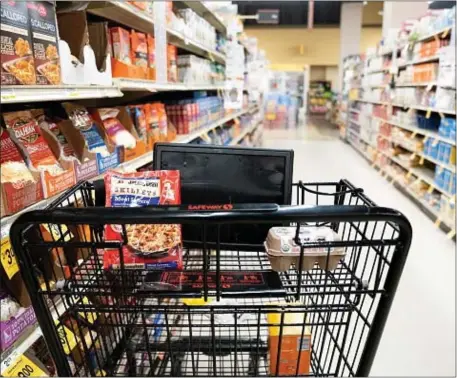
[
  {"left": 410, "top": 132, "right": 417, "bottom": 139},
  {"left": 410, "top": 153, "right": 417, "bottom": 161},
  {"left": 442, "top": 28, "right": 450, "bottom": 38},
  {"left": 447, "top": 230, "right": 456, "bottom": 239},
  {"left": 439, "top": 112, "right": 445, "bottom": 119},
  {"left": 425, "top": 109, "right": 432, "bottom": 119},
  {"left": 2, "top": 354, "right": 47, "bottom": 377},
  {"left": 1, "top": 236, "right": 19, "bottom": 279},
  {"left": 423, "top": 136, "right": 429, "bottom": 143},
  {"left": 427, "top": 185, "right": 435, "bottom": 194},
  {"left": 434, "top": 218, "right": 441, "bottom": 228},
  {"left": 1, "top": 88, "right": 16, "bottom": 102},
  {"left": 426, "top": 83, "right": 434, "bottom": 92},
  {"left": 419, "top": 156, "right": 425, "bottom": 165},
  {"left": 65, "top": 88, "right": 79, "bottom": 98},
  {"left": 406, "top": 171, "right": 413, "bottom": 179},
  {"left": 208, "top": 51, "right": 215, "bottom": 62}
]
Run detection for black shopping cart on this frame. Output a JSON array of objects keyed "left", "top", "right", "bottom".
[{"left": 10, "top": 179, "right": 412, "bottom": 377}]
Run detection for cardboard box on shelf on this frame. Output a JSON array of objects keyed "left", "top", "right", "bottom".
[
  {"left": 27, "top": 1, "right": 61, "bottom": 85},
  {"left": 0, "top": 1, "right": 37, "bottom": 85},
  {"left": 56, "top": 11, "right": 112, "bottom": 85}
]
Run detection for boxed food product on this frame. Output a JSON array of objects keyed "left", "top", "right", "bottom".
[
  {"left": 93, "top": 106, "right": 147, "bottom": 162},
  {"left": 63, "top": 103, "right": 121, "bottom": 175},
  {"left": 103, "top": 170, "right": 182, "bottom": 270},
  {"left": 110, "top": 27, "right": 131, "bottom": 65},
  {"left": 1, "top": 0, "right": 37, "bottom": 85},
  {"left": 147, "top": 34, "right": 155, "bottom": 80},
  {"left": 0, "top": 289, "right": 37, "bottom": 351},
  {"left": 128, "top": 105, "right": 148, "bottom": 142},
  {"left": 92, "top": 108, "right": 137, "bottom": 149},
  {"left": 27, "top": 1, "right": 61, "bottom": 85},
  {"left": 268, "top": 306, "right": 311, "bottom": 376},
  {"left": 4, "top": 111, "right": 63, "bottom": 175},
  {"left": 264, "top": 226, "right": 346, "bottom": 272},
  {"left": 131, "top": 30, "right": 148, "bottom": 68},
  {"left": 167, "top": 44, "right": 178, "bottom": 82},
  {"left": 0, "top": 128, "right": 42, "bottom": 216},
  {"left": 144, "top": 103, "right": 160, "bottom": 148}
]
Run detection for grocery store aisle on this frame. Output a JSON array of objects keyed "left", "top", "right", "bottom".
[{"left": 263, "top": 123, "right": 456, "bottom": 377}]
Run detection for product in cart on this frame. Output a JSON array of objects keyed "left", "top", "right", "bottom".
[
  {"left": 27, "top": 1, "right": 61, "bottom": 85},
  {"left": 264, "top": 226, "right": 346, "bottom": 272},
  {"left": 104, "top": 170, "right": 183, "bottom": 270},
  {"left": 0, "top": 0, "right": 37, "bottom": 85},
  {"left": 3, "top": 110, "right": 63, "bottom": 175}
]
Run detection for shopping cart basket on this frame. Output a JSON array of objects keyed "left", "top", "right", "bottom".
[{"left": 10, "top": 179, "right": 412, "bottom": 377}]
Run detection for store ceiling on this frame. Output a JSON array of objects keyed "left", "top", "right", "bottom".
[{"left": 235, "top": 1, "right": 383, "bottom": 27}]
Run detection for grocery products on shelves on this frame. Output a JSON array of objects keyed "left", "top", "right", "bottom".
[{"left": 340, "top": 7, "right": 456, "bottom": 236}]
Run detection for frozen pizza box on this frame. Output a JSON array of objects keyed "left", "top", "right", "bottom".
[
  {"left": 103, "top": 170, "right": 183, "bottom": 271},
  {"left": 1, "top": 0, "right": 37, "bottom": 85},
  {"left": 27, "top": 1, "right": 61, "bottom": 85},
  {"left": 56, "top": 10, "right": 112, "bottom": 85}
]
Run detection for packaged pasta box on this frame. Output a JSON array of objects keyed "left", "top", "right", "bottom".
[
  {"left": 103, "top": 170, "right": 183, "bottom": 270},
  {"left": 1, "top": 0, "right": 37, "bottom": 85},
  {"left": 27, "top": 1, "right": 61, "bottom": 85}
]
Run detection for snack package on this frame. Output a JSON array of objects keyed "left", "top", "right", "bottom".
[
  {"left": 33, "top": 109, "right": 75, "bottom": 158},
  {"left": 3, "top": 111, "right": 63, "bottom": 175},
  {"left": 167, "top": 45, "right": 177, "bottom": 82},
  {"left": 63, "top": 103, "right": 110, "bottom": 157},
  {"left": 157, "top": 103, "right": 168, "bottom": 142},
  {"left": 0, "top": 128, "right": 35, "bottom": 184},
  {"left": 128, "top": 105, "right": 148, "bottom": 141},
  {"left": 0, "top": 290, "right": 21, "bottom": 322},
  {"left": 110, "top": 27, "right": 132, "bottom": 65},
  {"left": 144, "top": 103, "right": 160, "bottom": 146},
  {"left": 96, "top": 108, "right": 137, "bottom": 149},
  {"left": 131, "top": 30, "right": 148, "bottom": 68},
  {"left": 103, "top": 170, "right": 182, "bottom": 270},
  {"left": 27, "top": 1, "right": 61, "bottom": 85},
  {"left": 1, "top": 1, "right": 37, "bottom": 85},
  {"left": 147, "top": 34, "right": 155, "bottom": 78}
]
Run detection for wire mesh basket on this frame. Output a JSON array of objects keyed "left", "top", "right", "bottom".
[{"left": 11, "top": 179, "right": 412, "bottom": 377}]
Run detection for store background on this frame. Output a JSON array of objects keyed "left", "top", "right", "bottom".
[{"left": 0, "top": 1, "right": 455, "bottom": 377}]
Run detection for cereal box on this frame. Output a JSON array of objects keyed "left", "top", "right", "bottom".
[
  {"left": 103, "top": 170, "right": 183, "bottom": 270},
  {"left": 27, "top": 1, "right": 61, "bottom": 85},
  {"left": 1, "top": 1, "right": 37, "bottom": 85}
]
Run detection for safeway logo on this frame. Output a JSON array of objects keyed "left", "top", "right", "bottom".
[{"left": 188, "top": 204, "right": 233, "bottom": 211}]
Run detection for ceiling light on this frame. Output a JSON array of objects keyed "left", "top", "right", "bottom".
[{"left": 363, "top": 1, "right": 368, "bottom": 5}]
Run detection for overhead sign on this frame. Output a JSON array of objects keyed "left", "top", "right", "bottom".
[{"left": 257, "top": 9, "right": 279, "bottom": 24}]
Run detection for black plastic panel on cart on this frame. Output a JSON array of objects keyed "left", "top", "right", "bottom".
[{"left": 153, "top": 143, "right": 294, "bottom": 247}]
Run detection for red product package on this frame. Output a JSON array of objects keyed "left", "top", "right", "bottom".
[{"left": 103, "top": 170, "right": 182, "bottom": 270}]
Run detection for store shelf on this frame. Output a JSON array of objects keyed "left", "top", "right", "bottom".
[
  {"left": 413, "top": 26, "right": 453, "bottom": 43},
  {"left": 349, "top": 108, "right": 360, "bottom": 114},
  {"left": 113, "top": 79, "right": 225, "bottom": 92},
  {"left": 395, "top": 81, "right": 437, "bottom": 88},
  {"left": 392, "top": 103, "right": 456, "bottom": 115},
  {"left": 1, "top": 85, "right": 123, "bottom": 104},
  {"left": 230, "top": 120, "right": 262, "bottom": 145},
  {"left": 87, "top": 1, "right": 154, "bottom": 35},
  {"left": 167, "top": 28, "right": 226, "bottom": 64},
  {"left": 175, "top": 1, "right": 227, "bottom": 36},
  {"left": 397, "top": 55, "right": 440, "bottom": 68}
]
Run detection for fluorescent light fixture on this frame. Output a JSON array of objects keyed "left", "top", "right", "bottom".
[{"left": 363, "top": 1, "right": 368, "bottom": 5}]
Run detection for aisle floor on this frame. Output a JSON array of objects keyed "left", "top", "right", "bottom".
[{"left": 262, "top": 119, "right": 456, "bottom": 377}]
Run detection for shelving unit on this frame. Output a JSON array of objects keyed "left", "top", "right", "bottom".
[{"left": 340, "top": 20, "right": 456, "bottom": 237}]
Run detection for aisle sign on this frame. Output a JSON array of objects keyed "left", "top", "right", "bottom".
[
  {"left": 2, "top": 354, "right": 47, "bottom": 377},
  {"left": 1, "top": 236, "right": 19, "bottom": 279}
]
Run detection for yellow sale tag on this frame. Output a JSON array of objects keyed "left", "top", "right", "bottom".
[
  {"left": 96, "top": 370, "right": 107, "bottom": 377},
  {"left": 428, "top": 186, "right": 435, "bottom": 194},
  {"left": 1, "top": 237, "right": 19, "bottom": 279},
  {"left": 419, "top": 156, "right": 425, "bottom": 164},
  {"left": 442, "top": 28, "right": 449, "bottom": 38},
  {"left": 426, "top": 109, "right": 432, "bottom": 119},
  {"left": 78, "top": 297, "right": 97, "bottom": 324},
  {"left": 55, "top": 323, "right": 78, "bottom": 355},
  {"left": 434, "top": 219, "right": 441, "bottom": 227},
  {"left": 410, "top": 132, "right": 417, "bottom": 139},
  {"left": 446, "top": 230, "right": 456, "bottom": 239},
  {"left": 42, "top": 224, "right": 72, "bottom": 242},
  {"left": 2, "top": 355, "right": 47, "bottom": 377},
  {"left": 406, "top": 171, "right": 413, "bottom": 179}
]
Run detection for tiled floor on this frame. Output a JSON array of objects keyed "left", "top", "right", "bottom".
[{"left": 262, "top": 118, "right": 456, "bottom": 377}]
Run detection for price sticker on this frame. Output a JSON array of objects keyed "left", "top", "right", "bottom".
[
  {"left": 1, "top": 236, "right": 19, "bottom": 279},
  {"left": 2, "top": 354, "right": 47, "bottom": 377},
  {"left": 65, "top": 88, "right": 79, "bottom": 98},
  {"left": 427, "top": 185, "right": 435, "bottom": 194},
  {"left": 419, "top": 156, "right": 425, "bottom": 164},
  {"left": 1, "top": 88, "right": 16, "bottom": 102},
  {"left": 208, "top": 51, "right": 215, "bottom": 62},
  {"left": 410, "top": 153, "right": 417, "bottom": 161},
  {"left": 55, "top": 323, "right": 78, "bottom": 355},
  {"left": 439, "top": 112, "right": 445, "bottom": 119},
  {"left": 410, "top": 132, "right": 417, "bottom": 139},
  {"left": 442, "top": 28, "right": 450, "bottom": 38},
  {"left": 434, "top": 218, "right": 441, "bottom": 228},
  {"left": 426, "top": 83, "right": 434, "bottom": 92},
  {"left": 426, "top": 109, "right": 432, "bottom": 119},
  {"left": 447, "top": 230, "right": 456, "bottom": 239},
  {"left": 406, "top": 171, "right": 413, "bottom": 179}
]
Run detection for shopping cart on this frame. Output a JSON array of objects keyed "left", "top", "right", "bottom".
[{"left": 10, "top": 179, "right": 412, "bottom": 377}]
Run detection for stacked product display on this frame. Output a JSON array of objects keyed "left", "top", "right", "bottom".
[
  {"left": 0, "top": 1, "right": 266, "bottom": 376},
  {"left": 340, "top": 7, "right": 456, "bottom": 237}
]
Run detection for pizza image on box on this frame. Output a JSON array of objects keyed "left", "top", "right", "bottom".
[{"left": 104, "top": 170, "right": 183, "bottom": 270}]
